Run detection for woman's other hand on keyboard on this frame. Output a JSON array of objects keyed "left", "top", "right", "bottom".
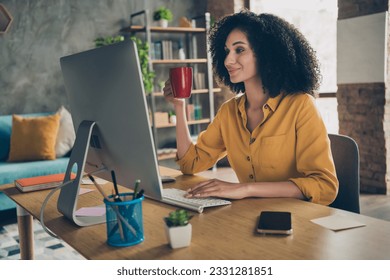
[{"left": 185, "top": 179, "right": 247, "bottom": 199}]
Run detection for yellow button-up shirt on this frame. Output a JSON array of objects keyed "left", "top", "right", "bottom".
[{"left": 177, "top": 93, "right": 338, "bottom": 205}]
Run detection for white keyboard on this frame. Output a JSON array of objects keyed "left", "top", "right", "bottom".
[{"left": 162, "top": 188, "right": 231, "bottom": 213}]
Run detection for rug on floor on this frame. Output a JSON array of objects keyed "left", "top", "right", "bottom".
[{"left": 0, "top": 219, "right": 85, "bottom": 260}]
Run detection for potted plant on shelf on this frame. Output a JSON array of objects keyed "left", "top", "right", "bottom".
[
  {"left": 153, "top": 7, "right": 173, "bottom": 28},
  {"left": 164, "top": 209, "right": 193, "bottom": 249}
]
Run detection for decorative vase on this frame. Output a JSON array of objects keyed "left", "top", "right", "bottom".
[
  {"left": 159, "top": 19, "right": 168, "bottom": 28},
  {"left": 164, "top": 223, "right": 192, "bottom": 249}
]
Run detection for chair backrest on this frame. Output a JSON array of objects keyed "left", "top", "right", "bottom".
[{"left": 328, "top": 134, "right": 360, "bottom": 213}]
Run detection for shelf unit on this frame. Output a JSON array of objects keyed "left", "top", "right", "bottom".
[{"left": 123, "top": 10, "right": 217, "bottom": 161}]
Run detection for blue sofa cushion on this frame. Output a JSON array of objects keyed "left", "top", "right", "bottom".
[
  {"left": 0, "top": 192, "right": 16, "bottom": 225},
  {"left": 0, "top": 157, "right": 72, "bottom": 223},
  {"left": 0, "top": 115, "right": 12, "bottom": 161},
  {"left": 0, "top": 157, "right": 71, "bottom": 185},
  {"left": 0, "top": 192, "right": 17, "bottom": 211}
]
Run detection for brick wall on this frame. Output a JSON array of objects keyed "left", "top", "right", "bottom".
[
  {"left": 207, "top": 0, "right": 235, "bottom": 20},
  {"left": 337, "top": 83, "right": 387, "bottom": 193},
  {"left": 338, "top": 0, "right": 387, "bottom": 19}
]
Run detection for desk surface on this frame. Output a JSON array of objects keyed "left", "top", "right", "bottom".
[{"left": 1, "top": 166, "right": 390, "bottom": 260}]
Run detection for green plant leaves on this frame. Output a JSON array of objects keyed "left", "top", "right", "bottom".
[
  {"left": 165, "top": 209, "right": 193, "bottom": 227},
  {"left": 153, "top": 7, "right": 173, "bottom": 21},
  {"left": 94, "top": 35, "right": 124, "bottom": 47},
  {"left": 130, "top": 36, "right": 155, "bottom": 94}
]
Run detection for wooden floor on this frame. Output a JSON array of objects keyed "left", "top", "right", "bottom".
[{"left": 198, "top": 167, "right": 390, "bottom": 222}]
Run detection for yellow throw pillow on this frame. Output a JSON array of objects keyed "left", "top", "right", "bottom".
[{"left": 8, "top": 113, "right": 60, "bottom": 162}]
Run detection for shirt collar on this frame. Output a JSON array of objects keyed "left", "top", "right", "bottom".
[
  {"left": 236, "top": 92, "right": 284, "bottom": 114},
  {"left": 265, "top": 94, "right": 284, "bottom": 112}
]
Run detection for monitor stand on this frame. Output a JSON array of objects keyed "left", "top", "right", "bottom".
[{"left": 57, "top": 120, "right": 106, "bottom": 226}]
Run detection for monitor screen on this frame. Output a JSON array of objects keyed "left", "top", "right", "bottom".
[{"left": 58, "top": 40, "right": 163, "bottom": 226}]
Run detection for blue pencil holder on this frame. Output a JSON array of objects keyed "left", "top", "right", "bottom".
[{"left": 104, "top": 193, "right": 144, "bottom": 247}]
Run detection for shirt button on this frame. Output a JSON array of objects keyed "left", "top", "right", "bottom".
[
  {"left": 246, "top": 156, "right": 250, "bottom": 161},
  {"left": 249, "top": 174, "right": 254, "bottom": 179},
  {"left": 250, "top": 138, "right": 256, "bottom": 144}
]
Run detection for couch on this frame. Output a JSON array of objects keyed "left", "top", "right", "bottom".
[{"left": 0, "top": 109, "right": 75, "bottom": 224}]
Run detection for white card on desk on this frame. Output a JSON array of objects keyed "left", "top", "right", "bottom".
[
  {"left": 311, "top": 214, "right": 366, "bottom": 231},
  {"left": 81, "top": 178, "right": 107, "bottom": 185},
  {"left": 75, "top": 206, "right": 105, "bottom": 217},
  {"left": 79, "top": 188, "right": 95, "bottom": 195}
]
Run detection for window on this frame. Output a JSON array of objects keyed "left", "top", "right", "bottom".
[{"left": 250, "top": 0, "right": 338, "bottom": 93}]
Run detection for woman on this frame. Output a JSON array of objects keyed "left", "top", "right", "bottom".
[{"left": 163, "top": 10, "right": 338, "bottom": 205}]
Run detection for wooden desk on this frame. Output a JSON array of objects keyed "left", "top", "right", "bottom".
[{"left": 1, "top": 166, "right": 390, "bottom": 260}]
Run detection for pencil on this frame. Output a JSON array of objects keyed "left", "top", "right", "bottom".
[{"left": 87, "top": 174, "right": 110, "bottom": 201}]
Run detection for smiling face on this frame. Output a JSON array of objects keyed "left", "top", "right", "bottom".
[{"left": 224, "top": 28, "right": 258, "bottom": 84}]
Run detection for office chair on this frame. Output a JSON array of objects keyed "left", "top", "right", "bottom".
[{"left": 328, "top": 133, "right": 361, "bottom": 213}]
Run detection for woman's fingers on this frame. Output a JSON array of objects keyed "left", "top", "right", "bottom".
[
  {"left": 186, "top": 179, "right": 222, "bottom": 197},
  {"left": 185, "top": 179, "right": 245, "bottom": 199}
]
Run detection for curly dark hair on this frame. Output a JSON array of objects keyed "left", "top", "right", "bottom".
[{"left": 208, "top": 10, "right": 321, "bottom": 97}]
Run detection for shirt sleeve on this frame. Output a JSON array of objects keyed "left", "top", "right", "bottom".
[
  {"left": 176, "top": 108, "right": 227, "bottom": 175},
  {"left": 288, "top": 96, "right": 339, "bottom": 205}
]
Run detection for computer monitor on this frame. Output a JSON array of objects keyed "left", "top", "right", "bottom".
[{"left": 57, "top": 40, "right": 164, "bottom": 226}]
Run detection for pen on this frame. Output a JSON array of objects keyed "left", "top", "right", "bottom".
[
  {"left": 111, "top": 170, "right": 121, "bottom": 201},
  {"left": 136, "top": 189, "right": 144, "bottom": 199},
  {"left": 132, "top": 179, "right": 140, "bottom": 200},
  {"left": 110, "top": 171, "right": 125, "bottom": 240}
]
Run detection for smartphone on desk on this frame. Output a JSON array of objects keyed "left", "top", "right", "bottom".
[
  {"left": 256, "top": 211, "right": 292, "bottom": 235},
  {"left": 161, "top": 176, "right": 176, "bottom": 183}
]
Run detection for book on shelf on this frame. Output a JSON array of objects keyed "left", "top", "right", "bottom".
[
  {"left": 194, "top": 72, "right": 206, "bottom": 89},
  {"left": 151, "top": 41, "right": 162, "bottom": 60},
  {"left": 15, "top": 173, "right": 76, "bottom": 192},
  {"left": 151, "top": 40, "right": 181, "bottom": 60},
  {"left": 162, "top": 40, "right": 173, "bottom": 59}
]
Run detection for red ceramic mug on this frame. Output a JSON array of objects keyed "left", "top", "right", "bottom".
[{"left": 169, "top": 67, "right": 193, "bottom": 98}]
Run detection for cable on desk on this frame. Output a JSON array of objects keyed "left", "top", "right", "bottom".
[
  {"left": 39, "top": 167, "right": 109, "bottom": 239},
  {"left": 39, "top": 180, "right": 74, "bottom": 239}
]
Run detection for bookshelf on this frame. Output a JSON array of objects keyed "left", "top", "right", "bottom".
[{"left": 123, "top": 10, "right": 217, "bottom": 161}]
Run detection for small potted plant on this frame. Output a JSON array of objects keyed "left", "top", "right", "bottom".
[
  {"left": 153, "top": 7, "right": 173, "bottom": 28},
  {"left": 164, "top": 209, "right": 193, "bottom": 249}
]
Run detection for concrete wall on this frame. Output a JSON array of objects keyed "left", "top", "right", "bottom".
[{"left": 0, "top": 0, "right": 205, "bottom": 115}]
